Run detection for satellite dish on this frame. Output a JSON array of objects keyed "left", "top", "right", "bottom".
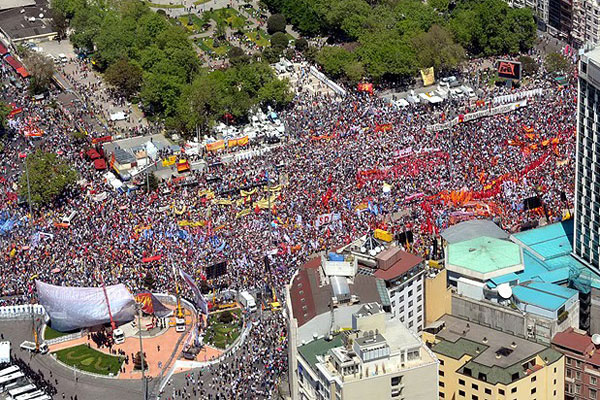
[
  {"left": 497, "top": 284, "right": 513, "bottom": 299},
  {"left": 39, "top": 13, "right": 44, "bottom": 18},
  {"left": 593, "top": 334, "right": 600, "bottom": 346},
  {"left": 360, "top": 246, "right": 366, "bottom": 253},
  {"left": 369, "top": 249, "right": 376, "bottom": 256}
]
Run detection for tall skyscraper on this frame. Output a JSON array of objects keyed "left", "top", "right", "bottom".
[{"left": 574, "top": 48, "right": 600, "bottom": 270}]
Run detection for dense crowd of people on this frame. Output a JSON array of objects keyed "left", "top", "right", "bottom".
[{"left": 0, "top": 42, "right": 577, "bottom": 398}]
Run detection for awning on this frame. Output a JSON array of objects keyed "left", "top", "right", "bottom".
[
  {"left": 0, "top": 43, "right": 8, "bottom": 56},
  {"left": 16, "top": 67, "right": 28, "bottom": 78},
  {"left": 86, "top": 149, "right": 101, "bottom": 159},
  {"left": 93, "top": 159, "right": 107, "bottom": 170}
]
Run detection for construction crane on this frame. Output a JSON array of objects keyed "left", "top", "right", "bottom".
[{"left": 172, "top": 266, "right": 186, "bottom": 332}]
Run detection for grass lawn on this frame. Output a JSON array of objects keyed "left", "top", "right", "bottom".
[
  {"left": 246, "top": 30, "right": 270, "bottom": 48},
  {"left": 204, "top": 8, "right": 248, "bottom": 29},
  {"left": 44, "top": 325, "right": 74, "bottom": 340},
  {"left": 54, "top": 345, "right": 123, "bottom": 376},
  {"left": 144, "top": 1, "right": 185, "bottom": 8},
  {"left": 198, "top": 38, "right": 231, "bottom": 56},
  {"left": 204, "top": 309, "right": 242, "bottom": 349}
]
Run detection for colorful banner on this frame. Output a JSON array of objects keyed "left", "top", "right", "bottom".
[
  {"left": 357, "top": 83, "right": 373, "bottom": 94},
  {"left": 206, "top": 140, "right": 225, "bottom": 151},
  {"left": 142, "top": 255, "right": 162, "bottom": 263},
  {"left": 374, "top": 123, "right": 393, "bottom": 133},
  {"left": 162, "top": 155, "right": 177, "bottom": 167},
  {"left": 213, "top": 198, "right": 233, "bottom": 205},
  {"left": 178, "top": 220, "right": 206, "bottom": 227},
  {"left": 420, "top": 67, "right": 435, "bottom": 86}
]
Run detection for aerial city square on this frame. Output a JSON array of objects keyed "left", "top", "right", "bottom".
[{"left": 0, "top": 0, "right": 598, "bottom": 399}]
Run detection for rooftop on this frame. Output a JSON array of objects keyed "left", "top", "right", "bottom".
[
  {"left": 373, "top": 249, "right": 423, "bottom": 281},
  {"left": 512, "top": 281, "right": 577, "bottom": 312},
  {"left": 441, "top": 219, "right": 509, "bottom": 244},
  {"left": 0, "top": 0, "right": 55, "bottom": 41},
  {"left": 446, "top": 236, "right": 524, "bottom": 281},
  {"left": 289, "top": 258, "right": 385, "bottom": 328},
  {"left": 510, "top": 220, "right": 573, "bottom": 261},
  {"left": 298, "top": 335, "right": 344, "bottom": 370},
  {"left": 432, "top": 315, "right": 562, "bottom": 385}
]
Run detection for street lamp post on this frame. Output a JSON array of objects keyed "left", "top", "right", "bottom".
[{"left": 136, "top": 304, "right": 147, "bottom": 400}]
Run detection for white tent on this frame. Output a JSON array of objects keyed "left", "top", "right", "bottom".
[{"left": 109, "top": 111, "right": 127, "bottom": 121}]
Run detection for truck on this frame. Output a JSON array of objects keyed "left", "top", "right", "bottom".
[
  {"left": 19, "top": 341, "right": 48, "bottom": 355},
  {"left": 238, "top": 291, "right": 257, "bottom": 312}
]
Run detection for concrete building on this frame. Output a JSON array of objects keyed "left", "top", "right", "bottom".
[
  {"left": 507, "top": 0, "right": 550, "bottom": 30},
  {"left": 294, "top": 303, "right": 439, "bottom": 400},
  {"left": 575, "top": 49, "right": 600, "bottom": 270},
  {"left": 424, "top": 314, "right": 565, "bottom": 400},
  {"left": 424, "top": 267, "right": 452, "bottom": 327},
  {"left": 572, "top": 0, "right": 600, "bottom": 46},
  {"left": 0, "top": 0, "right": 56, "bottom": 45},
  {"left": 337, "top": 235, "right": 427, "bottom": 333},
  {"left": 553, "top": 327, "right": 600, "bottom": 399}
]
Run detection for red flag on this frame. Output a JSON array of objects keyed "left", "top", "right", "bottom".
[{"left": 18, "top": 152, "right": 27, "bottom": 159}]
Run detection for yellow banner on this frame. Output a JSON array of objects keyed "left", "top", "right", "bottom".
[
  {"left": 178, "top": 220, "right": 206, "bottom": 227},
  {"left": 240, "top": 188, "right": 258, "bottom": 197},
  {"left": 237, "top": 136, "right": 249, "bottom": 146},
  {"left": 213, "top": 198, "right": 233, "bottom": 206},
  {"left": 420, "top": 67, "right": 435, "bottom": 86},
  {"left": 173, "top": 205, "right": 186, "bottom": 215},
  {"left": 236, "top": 208, "right": 251, "bottom": 218},
  {"left": 162, "top": 155, "right": 177, "bottom": 167},
  {"left": 206, "top": 140, "right": 225, "bottom": 151},
  {"left": 265, "top": 184, "right": 282, "bottom": 192},
  {"left": 198, "top": 189, "right": 215, "bottom": 199}
]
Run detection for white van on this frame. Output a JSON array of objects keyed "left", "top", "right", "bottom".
[
  {"left": 60, "top": 211, "right": 77, "bottom": 226},
  {"left": 58, "top": 53, "right": 68, "bottom": 63}
]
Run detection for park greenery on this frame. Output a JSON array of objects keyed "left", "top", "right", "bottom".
[
  {"left": 54, "top": 344, "right": 124, "bottom": 375},
  {"left": 205, "top": 309, "right": 243, "bottom": 349},
  {"left": 51, "top": 0, "right": 292, "bottom": 137},
  {"left": 19, "top": 150, "right": 78, "bottom": 207},
  {"left": 0, "top": 102, "right": 10, "bottom": 129},
  {"left": 264, "top": 0, "right": 537, "bottom": 83}
]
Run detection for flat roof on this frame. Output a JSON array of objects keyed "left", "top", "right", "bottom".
[
  {"left": 432, "top": 315, "right": 562, "bottom": 385},
  {"left": 513, "top": 282, "right": 577, "bottom": 311},
  {"left": 0, "top": 0, "right": 55, "bottom": 41},
  {"left": 446, "top": 236, "right": 523, "bottom": 280},
  {"left": 441, "top": 219, "right": 509, "bottom": 244},
  {"left": 510, "top": 220, "right": 573, "bottom": 260},
  {"left": 298, "top": 335, "right": 344, "bottom": 370},
  {"left": 0, "top": 0, "right": 36, "bottom": 10}
]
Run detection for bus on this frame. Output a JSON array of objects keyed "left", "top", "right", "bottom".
[
  {"left": 0, "top": 372, "right": 25, "bottom": 390},
  {"left": 0, "top": 366, "right": 20, "bottom": 377},
  {"left": 8, "top": 384, "right": 35, "bottom": 399},
  {"left": 14, "top": 390, "right": 45, "bottom": 400}
]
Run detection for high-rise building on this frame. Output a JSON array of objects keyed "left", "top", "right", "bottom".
[
  {"left": 574, "top": 49, "right": 600, "bottom": 270},
  {"left": 572, "top": 0, "right": 600, "bottom": 47}
]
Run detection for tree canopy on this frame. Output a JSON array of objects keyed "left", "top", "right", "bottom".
[{"left": 19, "top": 150, "right": 78, "bottom": 206}]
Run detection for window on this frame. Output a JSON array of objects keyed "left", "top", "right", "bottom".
[
  {"left": 576, "top": 384, "right": 582, "bottom": 394},
  {"left": 499, "top": 389, "right": 505, "bottom": 395},
  {"left": 459, "top": 379, "right": 465, "bottom": 386},
  {"left": 408, "top": 290, "right": 413, "bottom": 296},
  {"left": 592, "top": 376, "right": 597, "bottom": 386},
  {"left": 440, "top": 381, "right": 445, "bottom": 387},
  {"left": 567, "top": 369, "right": 573, "bottom": 378},
  {"left": 409, "top": 300, "right": 413, "bottom": 308},
  {"left": 391, "top": 376, "right": 402, "bottom": 386},
  {"left": 472, "top": 383, "right": 479, "bottom": 390},
  {"left": 459, "top": 390, "right": 465, "bottom": 397},
  {"left": 439, "top": 359, "right": 444, "bottom": 366},
  {"left": 511, "top": 387, "right": 517, "bottom": 394},
  {"left": 591, "top": 388, "right": 597, "bottom": 399},
  {"left": 531, "top": 387, "right": 536, "bottom": 394},
  {"left": 471, "top": 396, "right": 478, "bottom": 400},
  {"left": 408, "top": 321, "right": 413, "bottom": 328},
  {"left": 439, "top": 370, "right": 444, "bottom": 377},
  {"left": 531, "top": 376, "right": 536, "bottom": 383},
  {"left": 440, "top": 392, "right": 445, "bottom": 398},
  {"left": 577, "top": 371, "right": 582, "bottom": 380},
  {"left": 485, "top": 388, "right": 491, "bottom": 395}
]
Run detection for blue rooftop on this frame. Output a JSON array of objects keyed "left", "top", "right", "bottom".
[
  {"left": 512, "top": 282, "right": 577, "bottom": 311},
  {"left": 511, "top": 220, "right": 573, "bottom": 260},
  {"left": 488, "top": 220, "right": 600, "bottom": 290}
]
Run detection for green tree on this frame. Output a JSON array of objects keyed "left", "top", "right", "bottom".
[
  {"left": 19, "top": 150, "right": 78, "bottom": 206},
  {"left": 51, "top": 8, "right": 68, "bottom": 40},
  {"left": 411, "top": 25, "right": 465, "bottom": 74},
  {"left": 343, "top": 60, "right": 365, "bottom": 83},
  {"left": 258, "top": 77, "right": 293, "bottom": 108},
  {"left": 270, "top": 32, "right": 289, "bottom": 50},
  {"left": 295, "top": 38, "right": 309, "bottom": 52},
  {"left": 0, "top": 102, "right": 10, "bottom": 129},
  {"left": 104, "top": 58, "right": 143, "bottom": 98},
  {"left": 228, "top": 46, "right": 250, "bottom": 66},
  {"left": 428, "top": 0, "right": 450, "bottom": 12},
  {"left": 316, "top": 46, "right": 356, "bottom": 79},
  {"left": 357, "top": 32, "right": 417, "bottom": 81},
  {"left": 267, "top": 14, "right": 287, "bottom": 34},
  {"left": 545, "top": 52, "right": 570, "bottom": 74},
  {"left": 518, "top": 55, "right": 538, "bottom": 76},
  {"left": 25, "top": 52, "right": 55, "bottom": 94},
  {"left": 325, "top": 0, "right": 371, "bottom": 40}
]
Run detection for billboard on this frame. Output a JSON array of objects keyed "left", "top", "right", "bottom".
[{"left": 497, "top": 60, "right": 522, "bottom": 80}]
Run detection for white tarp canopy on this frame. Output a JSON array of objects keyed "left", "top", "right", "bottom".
[
  {"left": 36, "top": 281, "right": 136, "bottom": 332},
  {"left": 0, "top": 342, "right": 9, "bottom": 364},
  {"left": 109, "top": 112, "right": 127, "bottom": 121}
]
